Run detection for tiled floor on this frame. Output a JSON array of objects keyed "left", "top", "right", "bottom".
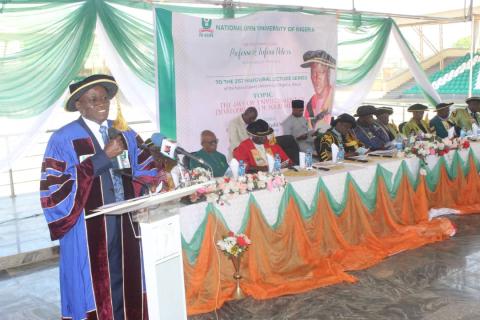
[{"left": 3, "top": 214, "right": 480, "bottom": 319}]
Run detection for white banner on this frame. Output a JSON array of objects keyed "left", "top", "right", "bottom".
[{"left": 170, "top": 11, "right": 337, "bottom": 156}]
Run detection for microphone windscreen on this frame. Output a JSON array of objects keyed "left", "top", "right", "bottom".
[
  {"left": 151, "top": 133, "right": 165, "bottom": 147},
  {"left": 108, "top": 127, "right": 121, "bottom": 140}
]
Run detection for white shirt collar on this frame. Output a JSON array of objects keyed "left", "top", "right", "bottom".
[{"left": 82, "top": 116, "right": 108, "bottom": 148}]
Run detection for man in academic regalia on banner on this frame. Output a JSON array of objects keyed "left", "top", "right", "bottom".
[{"left": 40, "top": 74, "right": 158, "bottom": 320}]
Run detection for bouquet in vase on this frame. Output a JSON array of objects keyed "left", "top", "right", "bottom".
[{"left": 217, "top": 231, "right": 252, "bottom": 257}]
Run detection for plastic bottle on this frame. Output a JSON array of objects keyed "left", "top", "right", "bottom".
[
  {"left": 305, "top": 148, "right": 313, "bottom": 170},
  {"left": 274, "top": 153, "right": 281, "bottom": 173},
  {"left": 395, "top": 135, "right": 403, "bottom": 151},
  {"left": 238, "top": 160, "right": 245, "bottom": 177},
  {"left": 460, "top": 128, "right": 467, "bottom": 138},
  {"left": 337, "top": 144, "right": 345, "bottom": 162}
]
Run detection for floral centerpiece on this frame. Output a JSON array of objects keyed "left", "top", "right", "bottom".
[
  {"left": 403, "top": 133, "right": 470, "bottom": 162},
  {"left": 217, "top": 231, "right": 252, "bottom": 299},
  {"left": 189, "top": 169, "right": 287, "bottom": 205}
]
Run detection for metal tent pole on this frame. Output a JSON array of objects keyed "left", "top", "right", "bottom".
[{"left": 469, "top": 0, "right": 474, "bottom": 97}]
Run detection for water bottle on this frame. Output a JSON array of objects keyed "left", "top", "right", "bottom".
[
  {"left": 395, "top": 135, "right": 403, "bottom": 151},
  {"left": 337, "top": 144, "right": 345, "bottom": 162},
  {"left": 238, "top": 160, "right": 245, "bottom": 177},
  {"left": 460, "top": 128, "right": 467, "bottom": 138},
  {"left": 305, "top": 148, "right": 313, "bottom": 170},
  {"left": 274, "top": 153, "right": 281, "bottom": 173}
]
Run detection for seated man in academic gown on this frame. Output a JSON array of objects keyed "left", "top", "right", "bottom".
[
  {"left": 353, "top": 105, "right": 392, "bottom": 150},
  {"left": 317, "top": 113, "right": 364, "bottom": 161},
  {"left": 233, "top": 119, "right": 292, "bottom": 172},
  {"left": 374, "top": 106, "right": 399, "bottom": 141},
  {"left": 402, "top": 103, "right": 432, "bottom": 136},
  {"left": 189, "top": 130, "right": 229, "bottom": 177},
  {"left": 429, "top": 102, "right": 455, "bottom": 138},
  {"left": 450, "top": 96, "right": 480, "bottom": 133}
]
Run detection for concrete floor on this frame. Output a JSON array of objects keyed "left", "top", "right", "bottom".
[{"left": 3, "top": 214, "right": 480, "bottom": 320}]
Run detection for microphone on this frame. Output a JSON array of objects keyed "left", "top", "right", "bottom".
[
  {"left": 174, "top": 146, "right": 206, "bottom": 165},
  {"left": 107, "top": 127, "right": 131, "bottom": 169},
  {"left": 149, "top": 132, "right": 213, "bottom": 173},
  {"left": 108, "top": 127, "right": 122, "bottom": 140}
]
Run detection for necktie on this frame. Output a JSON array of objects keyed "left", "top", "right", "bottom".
[{"left": 100, "top": 125, "right": 125, "bottom": 202}]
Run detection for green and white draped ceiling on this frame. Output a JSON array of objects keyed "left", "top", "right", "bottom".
[{"left": 0, "top": 0, "right": 440, "bottom": 170}]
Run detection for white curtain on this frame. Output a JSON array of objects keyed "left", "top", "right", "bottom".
[
  {"left": 0, "top": 92, "right": 67, "bottom": 172},
  {"left": 96, "top": 19, "right": 158, "bottom": 130},
  {"left": 333, "top": 41, "right": 389, "bottom": 115},
  {"left": 392, "top": 25, "right": 442, "bottom": 104},
  {"left": 333, "top": 24, "right": 441, "bottom": 117}
]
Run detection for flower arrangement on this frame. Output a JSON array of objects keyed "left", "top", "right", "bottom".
[
  {"left": 192, "top": 171, "right": 287, "bottom": 205},
  {"left": 403, "top": 133, "right": 470, "bottom": 162},
  {"left": 216, "top": 231, "right": 252, "bottom": 257}
]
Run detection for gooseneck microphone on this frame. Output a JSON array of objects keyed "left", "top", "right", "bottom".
[{"left": 150, "top": 132, "right": 214, "bottom": 174}]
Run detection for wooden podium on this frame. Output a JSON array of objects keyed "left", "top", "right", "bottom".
[{"left": 91, "top": 182, "right": 214, "bottom": 320}]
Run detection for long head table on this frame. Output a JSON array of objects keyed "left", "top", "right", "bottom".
[{"left": 179, "top": 143, "right": 480, "bottom": 315}]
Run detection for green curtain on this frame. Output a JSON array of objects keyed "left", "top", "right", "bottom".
[
  {"left": 0, "top": 1, "right": 95, "bottom": 118},
  {"left": 0, "top": 1, "right": 429, "bottom": 119}
]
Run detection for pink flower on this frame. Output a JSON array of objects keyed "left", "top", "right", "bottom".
[
  {"left": 429, "top": 148, "right": 436, "bottom": 155},
  {"left": 228, "top": 231, "right": 235, "bottom": 237},
  {"left": 196, "top": 187, "right": 207, "bottom": 194},
  {"left": 266, "top": 180, "right": 273, "bottom": 191}
]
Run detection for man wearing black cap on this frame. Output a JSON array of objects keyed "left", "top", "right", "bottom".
[
  {"left": 233, "top": 119, "right": 292, "bottom": 172},
  {"left": 353, "top": 105, "right": 391, "bottom": 150},
  {"left": 402, "top": 103, "right": 432, "bottom": 136},
  {"left": 450, "top": 97, "right": 480, "bottom": 132},
  {"left": 429, "top": 102, "right": 455, "bottom": 138},
  {"left": 40, "top": 74, "right": 158, "bottom": 320},
  {"left": 374, "top": 107, "right": 399, "bottom": 141},
  {"left": 281, "top": 99, "right": 315, "bottom": 152},
  {"left": 300, "top": 50, "right": 336, "bottom": 129},
  {"left": 317, "top": 113, "right": 364, "bottom": 161}
]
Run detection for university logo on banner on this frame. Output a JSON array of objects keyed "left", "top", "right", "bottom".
[{"left": 199, "top": 18, "right": 213, "bottom": 38}]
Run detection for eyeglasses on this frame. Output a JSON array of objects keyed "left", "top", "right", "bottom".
[{"left": 203, "top": 139, "right": 218, "bottom": 145}]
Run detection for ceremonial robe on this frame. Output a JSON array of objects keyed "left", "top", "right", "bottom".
[
  {"left": 233, "top": 139, "right": 291, "bottom": 169},
  {"left": 40, "top": 118, "right": 157, "bottom": 320}
]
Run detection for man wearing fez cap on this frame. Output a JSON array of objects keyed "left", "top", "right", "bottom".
[
  {"left": 281, "top": 99, "right": 316, "bottom": 152},
  {"left": 429, "top": 102, "right": 455, "bottom": 138},
  {"left": 402, "top": 103, "right": 432, "bottom": 136},
  {"left": 301, "top": 50, "right": 336, "bottom": 129},
  {"left": 353, "top": 105, "right": 392, "bottom": 150},
  {"left": 40, "top": 74, "right": 159, "bottom": 319},
  {"left": 317, "top": 113, "right": 365, "bottom": 161},
  {"left": 374, "top": 107, "right": 399, "bottom": 141},
  {"left": 233, "top": 119, "right": 292, "bottom": 172},
  {"left": 450, "top": 96, "right": 480, "bottom": 132}
]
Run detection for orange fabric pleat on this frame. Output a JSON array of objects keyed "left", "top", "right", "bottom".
[{"left": 184, "top": 164, "right": 472, "bottom": 315}]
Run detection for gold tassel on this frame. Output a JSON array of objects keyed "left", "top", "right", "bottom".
[
  {"left": 112, "top": 97, "right": 129, "bottom": 131},
  {"left": 269, "top": 134, "right": 276, "bottom": 145}
]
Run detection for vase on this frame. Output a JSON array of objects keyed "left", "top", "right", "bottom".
[{"left": 230, "top": 255, "right": 245, "bottom": 299}]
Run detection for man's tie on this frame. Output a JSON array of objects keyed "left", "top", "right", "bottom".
[{"left": 100, "top": 125, "right": 125, "bottom": 202}]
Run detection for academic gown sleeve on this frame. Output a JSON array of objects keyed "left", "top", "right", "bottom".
[{"left": 40, "top": 130, "right": 112, "bottom": 240}]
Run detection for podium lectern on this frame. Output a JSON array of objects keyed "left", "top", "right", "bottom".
[{"left": 90, "top": 182, "right": 214, "bottom": 320}]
